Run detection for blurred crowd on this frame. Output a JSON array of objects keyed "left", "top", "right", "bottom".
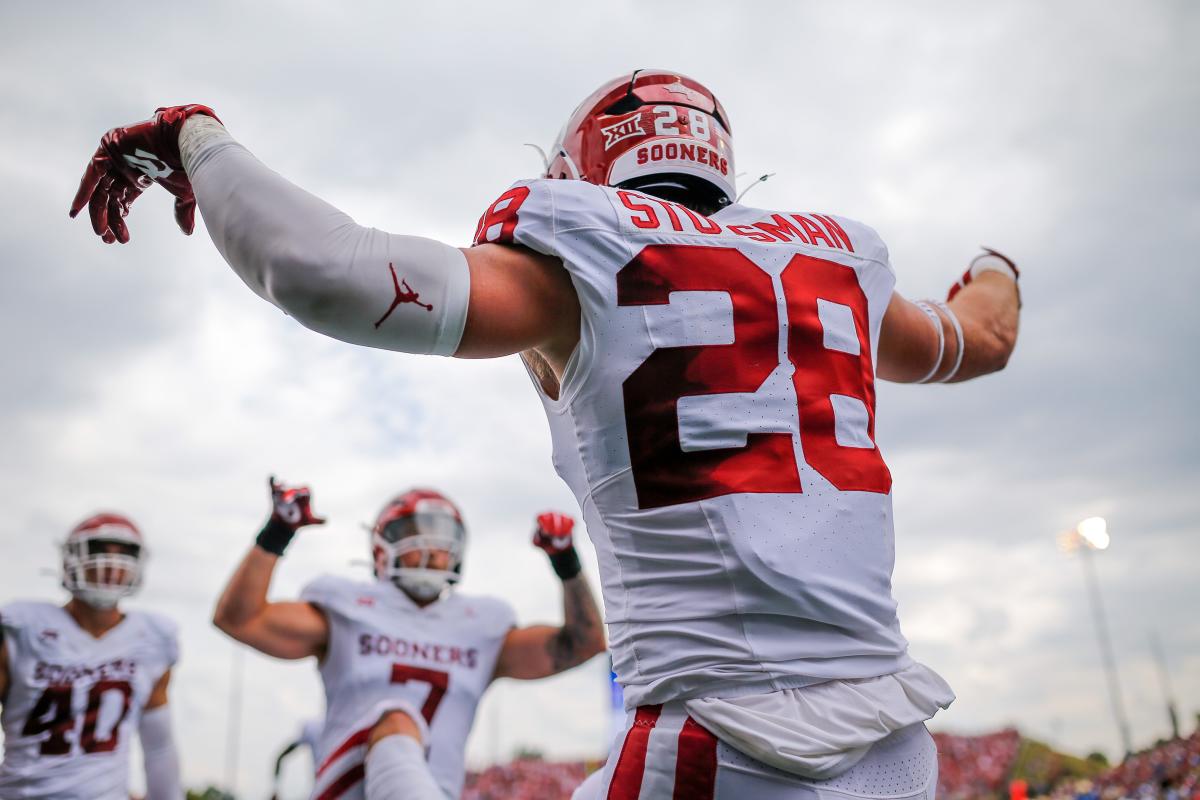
[
  {"left": 934, "top": 728, "right": 1024, "bottom": 799},
  {"left": 462, "top": 758, "right": 590, "bottom": 800},
  {"left": 457, "top": 727, "right": 1200, "bottom": 800},
  {"left": 1041, "top": 730, "right": 1200, "bottom": 800}
]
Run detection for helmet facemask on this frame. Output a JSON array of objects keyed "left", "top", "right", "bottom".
[
  {"left": 372, "top": 496, "right": 466, "bottom": 602},
  {"left": 62, "top": 526, "right": 144, "bottom": 609}
]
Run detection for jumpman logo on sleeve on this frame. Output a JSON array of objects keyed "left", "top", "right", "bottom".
[{"left": 375, "top": 262, "right": 433, "bottom": 329}]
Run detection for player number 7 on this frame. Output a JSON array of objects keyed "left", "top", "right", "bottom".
[{"left": 389, "top": 664, "right": 450, "bottom": 725}]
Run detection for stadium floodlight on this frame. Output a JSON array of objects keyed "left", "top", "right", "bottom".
[
  {"left": 1076, "top": 517, "right": 1110, "bottom": 550},
  {"left": 1061, "top": 517, "right": 1132, "bottom": 758}
]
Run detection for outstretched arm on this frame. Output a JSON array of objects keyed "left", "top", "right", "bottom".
[
  {"left": 69, "top": 108, "right": 579, "bottom": 373},
  {"left": 878, "top": 251, "right": 1020, "bottom": 383},
  {"left": 212, "top": 478, "right": 330, "bottom": 660},
  {"left": 493, "top": 513, "right": 606, "bottom": 681}
]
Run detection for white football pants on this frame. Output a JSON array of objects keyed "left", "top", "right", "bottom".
[{"left": 575, "top": 704, "right": 937, "bottom": 800}]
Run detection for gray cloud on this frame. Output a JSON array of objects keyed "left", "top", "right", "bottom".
[{"left": 2, "top": 1, "right": 1197, "bottom": 796}]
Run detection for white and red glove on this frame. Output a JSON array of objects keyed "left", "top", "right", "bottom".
[
  {"left": 69, "top": 104, "right": 219, "bottom": 244},
  {"left": 533, "top": 512, "right": 582, "bottom": 580},
  {"left": 947, "top": 247, "right": 1021, "bottom": 305},
  {"left": 257, "top": 476, "right": 326, "bottom": 556}
]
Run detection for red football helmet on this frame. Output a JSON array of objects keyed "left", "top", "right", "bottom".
[
  {"left": 61, "top": 512, "right": 145, "bottom": 608},
  {"left": 545, "top": 69, "right": 736, "bottom": 214},
  {"left": 371, "top": 489, "right": 466, "bottom": 601}
]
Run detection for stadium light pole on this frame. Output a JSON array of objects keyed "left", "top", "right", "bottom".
[{"left": 1058, "top": 517, "right": 1133, "bottom": 757}]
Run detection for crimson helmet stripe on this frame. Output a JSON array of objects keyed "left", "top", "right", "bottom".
[
  {"left": 70, "top": 512, "right": 142, "bottom": 541},
  {"left": 372, "top": 488, "right": 463, "bottom": 534}
]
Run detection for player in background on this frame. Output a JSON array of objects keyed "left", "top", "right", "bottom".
[
  {"left": 211, "top": 479, "right": 604, "bottom": 800},
  {"left": 71, "top": 68, "right": 1021, "bottom": 798},
  {"left": 0, "top": 513, "right": 183, "bottom": 800},
  {"left": 270, "top": 717, "right": 323, "bottom": 800}
]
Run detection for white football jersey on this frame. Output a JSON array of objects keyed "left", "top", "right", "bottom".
[
  {"left": 300, "top": 576, "right": 514, "bottom": 800},
  {"left": 475, "top": 178, "right": 916, "bottom": 709},
  {"left": 0, "top": 601, "right": 178, "bottom": 800}
]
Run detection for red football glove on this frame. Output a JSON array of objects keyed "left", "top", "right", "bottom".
[
  {"left": 533, "top": 511, "right": 582, "bottom": 580},
  {"left": 533, "top": 511, "right": 575, "bottom": 555},
  {"left": 947, "top": 247, "right": 1021, "bottom": 304},
  {"left": 269, "top": 476, "right": 326, "bottom": 530},
  {"left": 257, "top": 476, "right": 325, "bottom": 556},
  {"left": 68, "top": 104, "right": 219, "bottom": 244}
]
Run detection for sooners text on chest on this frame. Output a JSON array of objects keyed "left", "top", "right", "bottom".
[
  {"left": 33, "top": 658, "right": 138, "bottom": 684},
  {"left": 358, "top": 633, "right": 479, "bottom": 669}
]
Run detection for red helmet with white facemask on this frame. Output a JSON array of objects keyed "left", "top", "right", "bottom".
[
  {"left": 545, "top": 69, "right": 735, "bottom": 216},
  {"left": 371, "top": 489, "right": 466, "bottom": 602},
  {"left": 61, "top": 512, "right": 145, "bottom": 609}
]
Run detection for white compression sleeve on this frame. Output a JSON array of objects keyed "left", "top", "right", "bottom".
[
  {"left": 364, "top": 736, "right": 447, "bottom": 800},
  {"left": 139, "top": 705, "right": 184, "bottom": 800},
  {"left": 180, "top": 115, "right": 469, "bottom": 356}
]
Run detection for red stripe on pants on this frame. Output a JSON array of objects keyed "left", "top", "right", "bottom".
[
  {"left": 316, "top": 726, "right": 370, "bottom": 776},
  {"left": 673, "top": 716, "right": 718, "bottom": 799},
  {"left": 607, "top": 705, "right": 663, "bottom": 800},
  {"left": 315, "top": 763, "right": 365, "bottom": 800}
]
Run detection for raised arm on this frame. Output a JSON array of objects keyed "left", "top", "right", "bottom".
[
  {"left": 68, "top": 107, "right": 580, "bottom": 376},
  {"left": 212, "top": 478, "right": 330, "bottom": 660},
  {"left": 493, "top": 512, "right": 606, "bottom": 681},
  {"left": 877, "top": 250, "right": 1021, "bottom": 383}
]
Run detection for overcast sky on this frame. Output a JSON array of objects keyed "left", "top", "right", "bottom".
[{"left": 1, "top": 1, "right": 1197, "bottom": 797}]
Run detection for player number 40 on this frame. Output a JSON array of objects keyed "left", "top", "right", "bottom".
[{"left": 22, "top": 680, "right": 133, "bottom": 755}]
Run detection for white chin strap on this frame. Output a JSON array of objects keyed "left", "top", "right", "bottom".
[
  {"left": 394, "top": 569, "right": 456, "bottom": 601},
  {"left": 72, "top": 588, "right": 124, "bottom": 609}
]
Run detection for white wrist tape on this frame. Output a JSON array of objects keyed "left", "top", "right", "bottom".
[
  {"left": 930, "top": 300, "right": 965, "bottom": 382},
  {"left": 913, "top": 301, "right": 944, "bottom": 384},
  {"left": 968, "top": 251, "right": 1019, "bottom": 283},
  {"left": 180, "top": 116, "right": 469, "bottom": 356}
]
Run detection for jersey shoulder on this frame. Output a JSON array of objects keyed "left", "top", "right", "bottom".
[
  {"left": 0, "top": 600, "right": 60, "bottom": 635},
  {"left": 447, "top": 593, "right": 517, "bottom": 636},
  {"left": 126, "top": 608, "right": 181, "bottom": 665},
  {"left": 472, "top": 178, "right": 621, "bottom": 255},
  {"left": 300, "top": 574, "right": 374, "bottom": 614}
]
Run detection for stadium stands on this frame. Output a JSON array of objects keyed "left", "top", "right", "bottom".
[
  {"left": 459, "top": 728, "right": 1200, "bottom": 800},
  {"left": 462, "top": 758, "right": 590, "bottom": 800}
]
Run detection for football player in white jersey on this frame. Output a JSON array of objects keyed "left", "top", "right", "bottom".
[
  {"left": 211, "top": 479, "right": 604, "bottom": 800},
  {"left": 0, "top": 513, "right": 183, "bottom": 800},
  {"left": 71, "top": 68, "right": 1022, "bottom": 799}
]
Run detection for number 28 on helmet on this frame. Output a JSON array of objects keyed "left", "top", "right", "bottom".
[{"left": 545, "top": 69, "right": 736, "bottom": 216}]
